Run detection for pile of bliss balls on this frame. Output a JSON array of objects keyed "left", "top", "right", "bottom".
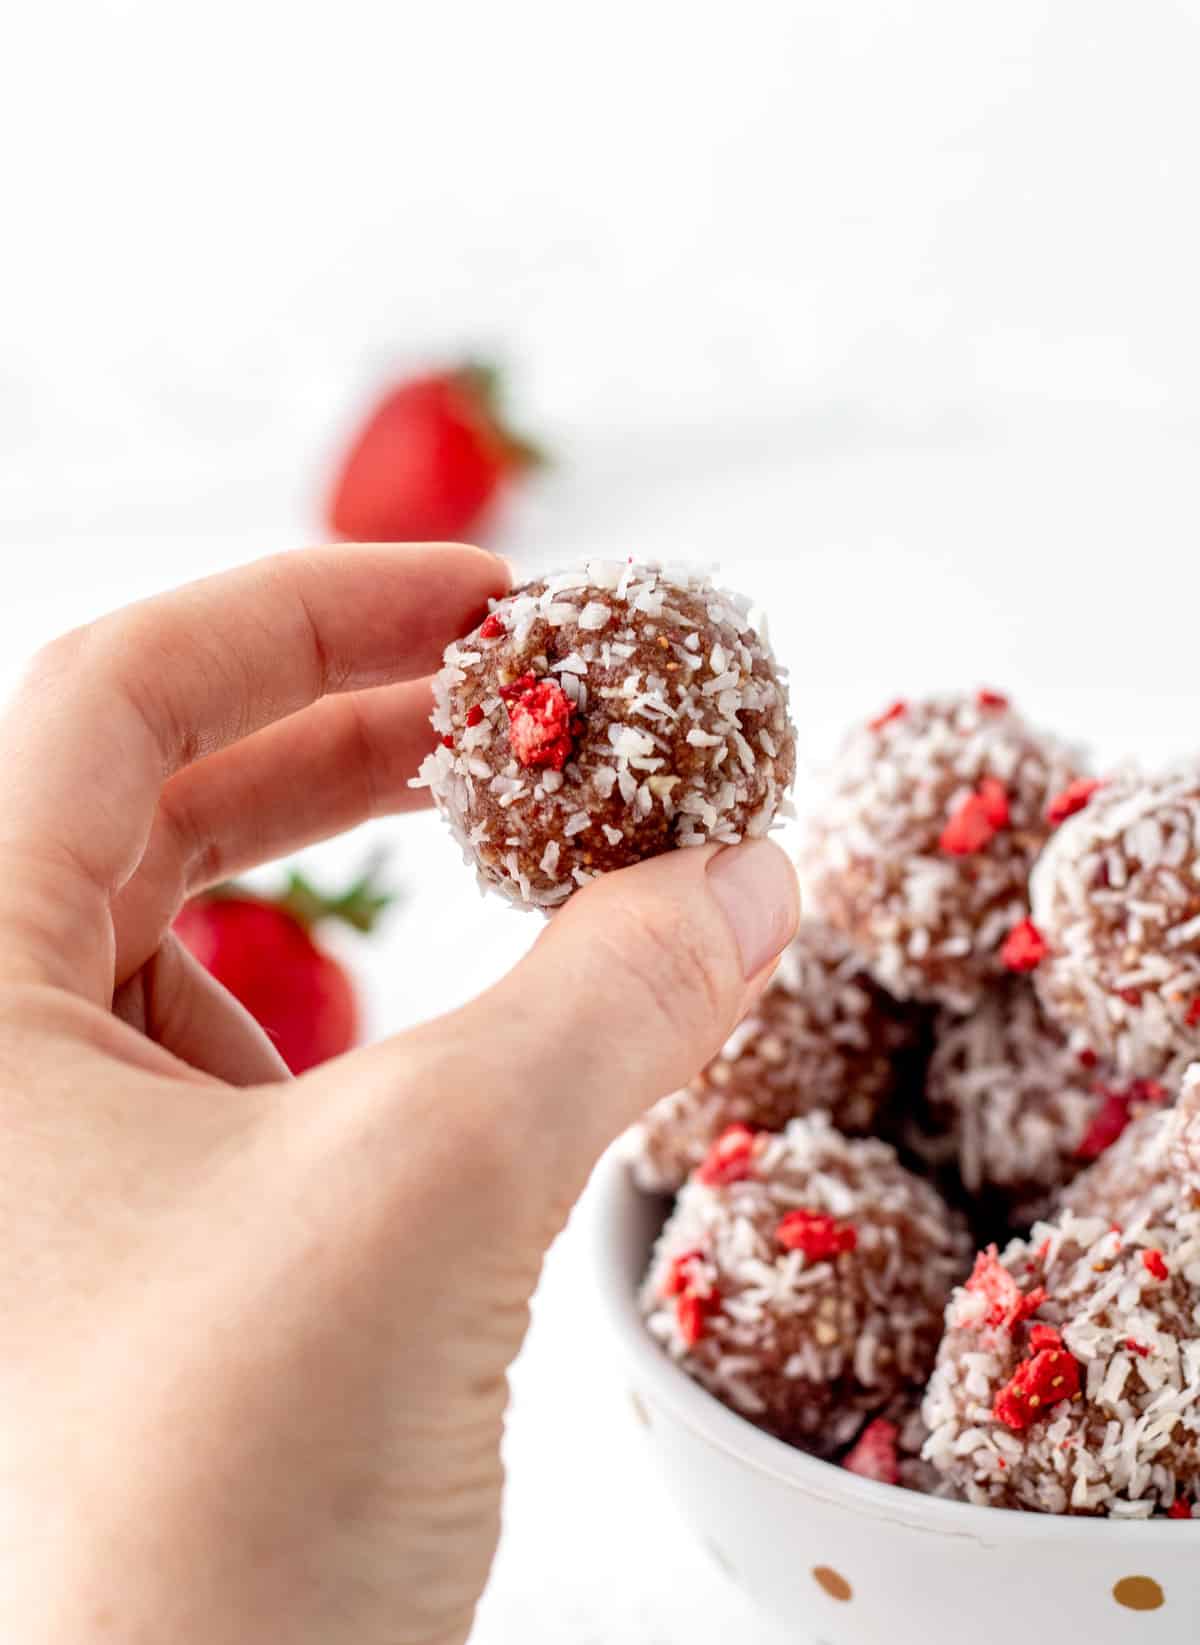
[
  {"left": 633, "top": 684, "right": 1200, "bottom": 1517},
  {"left": 420, "top": 566, "right": 1200, "bottom": 1518}
]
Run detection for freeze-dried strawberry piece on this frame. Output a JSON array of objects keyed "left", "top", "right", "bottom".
[
  {"left": 843, "top": 1418, "right": 899, "bottom": 1484},
  {"left": 776, "top": 1210, "right": 858, "bottom": 1261},
  {"left": 697, "top": 1124, "right": 758, "bottom": 1187},
  {"left": 994, "top": 1341, "right": 1081, "bottom": 1432},
  {"left": 505, "top": 679, "right": 576, "bottom": 771},
  {"left": 868, "top": 699, "right": 907, "bottom": 732},
  {"left": 1002, "top": 919, "right": 1048, "bottom": 973},
  {"left": 1046, "top": 778, "right": 1101, "bottom": 827},
  {"left": 965, "top": 1247, "right": 1046, "bottom": 1333}
]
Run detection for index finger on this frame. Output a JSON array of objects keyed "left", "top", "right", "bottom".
[{"left": 0, "top": 543, "right": 507, "bottom": 1000}]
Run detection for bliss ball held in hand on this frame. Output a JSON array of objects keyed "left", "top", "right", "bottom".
[
  {"left": 414, "top": 562, "right": 796, "bottom": 909},
  {"left": 626, "top": 918, "right": 921, "bottom": 1193},
  {"left": 801, "top": 691, "right": 1085, "bottom": 1011},
  {"left": 1029, "top": 767, "right": 1200, "bottom": 1079},
  {"left": 640, "top": 1114, "right": 972, "bottom": 1455}
]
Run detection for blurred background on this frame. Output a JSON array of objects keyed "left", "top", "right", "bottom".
[{"left": 4, "top": 3, "right": 1200, "bottom": 1638}]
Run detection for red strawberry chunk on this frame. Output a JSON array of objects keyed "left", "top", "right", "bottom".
[
  {"left": 1028, "top": 1323, "right": 1063, "bottom": 1352},
  {"left": 868, "top": 699, "right": 907, "bottom": 732},
  {"left": 1077, "top": 1081, "right": 1167, "bottom": 1161},
  {"left": 479, "top": 613, "right": 506, "bottom": 639},
  {"left": 978, "top": 778, "right": 1010, "bottom": 828},
  {"left": 940, "top": 781, "right": 1010, "bottom": 855},
  {"left": 1046, "top": 778, "right": 1101, "bottom": 827},
  {"left": 994, "top": 1342, "right": 1081, "bottom": 1432},
  {"left": 976, "top": 689, "right": 1009, "bottom": 710},
  {"left": 1187, "top": 998, "right": 1200, "bottom": 1028},
  {"left": 1168, "top": 1498, "right": 1194, "bottom": 1519},
  {"left": 1001, "top": 919, "right": 1048, "bottom": 973},
  {"left": 1127, "top": 1339, "right": 1152, "bottom": 1358},
  {"left": 965, "top": 1247, "right": 1046, "bottom": 1332},
  {"left": 1076, "top": 1092, "right": 1135, "bottom": 1160},
  {"left": 660, "top": 1249, "right": 706, "bottom": 1300},
  {"left": 697, "top": 1124, "right": 758, "bottom": 1187},
  {"left": 466, "top": 703, "right": 484, "bottom": 727},
  {"left": 776, "top": 1209, "right": 858, "bottom": 1261},
  {"left": 1129, "top": 1079, "right": 1168, "bottom": 1104},
  {"left": 505, "top": 679, "right": 576, "bottom": 771},
  {"left": 843, "top": 1418, "right": 900, "bottom": 1485},
  {"left": 676, "top": 1291, "right": 716, "bottom": 1347},
  {"left": 1143, "top": 1249, "right": 1169, "bottom": 1282}
]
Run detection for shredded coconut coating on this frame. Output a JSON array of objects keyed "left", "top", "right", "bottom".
[
  {"left": 1172, "top": 1064, "right": 1200, "bottom": 1200},
  {"left": 412, "top": 561, "right": 796, "bottom": 910},
  {"left": 625, "top": 920, "right": 921, "bottom": 1193},
  {"left": 640, "top": 1114, "right": 971, "bottom": 1454},
  {"left": 1030, "top": 767, "right": 1200, "bottom": 1079},
  {"left": 890, "top": 1397, "right": 955, "bottom": 1496},
  {"left": 923, "top": 1204, "right": 1200, "bottom": 1515},
  {"left": 912, "top": 981, "right": 1120, "bottom": 1228},
  {"left": 801, "top": 693, "right": 1085, "bottom": 1011},
  {"left": 879, "top": 1395, "right": 958, "bottom": 1496}
]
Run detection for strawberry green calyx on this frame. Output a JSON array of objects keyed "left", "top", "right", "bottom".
[
  {"left": 456, "top": 359, "right": 549, "bottom": 472},
  {"left": 210, "top": 852, "right": 396, "bottom": 936},
  {"left": 277, "top": 853, "right": 395, "bottom": 935}
]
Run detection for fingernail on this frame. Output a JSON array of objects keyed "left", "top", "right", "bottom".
[{"left": 706, "top": 840, "right": 800, "bottom": 980}]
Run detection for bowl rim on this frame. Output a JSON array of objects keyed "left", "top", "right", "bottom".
[{"left": 586, "top": 1141, "right": 1198, "bottom": 1544}]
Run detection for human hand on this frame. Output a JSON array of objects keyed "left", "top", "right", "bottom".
[{"left": 0, "top": 545, "right": 799, "bottom": 1644}]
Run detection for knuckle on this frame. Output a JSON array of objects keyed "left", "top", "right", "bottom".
[
  {"left": 20, "top": 624, "right": 93, "bottom": 694},
  {"left": 336, "top": 694, "right": 383, "bottom": 819}
]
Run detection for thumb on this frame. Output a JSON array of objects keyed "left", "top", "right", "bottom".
[{"left": 439, "top": 837, "right": 800, "bottom": 1198}]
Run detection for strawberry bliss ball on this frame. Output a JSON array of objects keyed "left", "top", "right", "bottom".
[
  {"left": 915, "top": 980, "right": 1167, "bottom": 1229},
  {"left": 640, "top": 1114, "right": 971, "bottom": 1455},
  {"left": 626, "top": 918, "right": 921, "bottom": 1193},
  {"left": 1028, "top": 768, "right": 1200, "bottom": 1079},
  {"left": 800, "top": 691, "right": 1085, "bottom": 1011},
  {"left": 414, "top": 561, "right": 796, "bottom": 909},
  {"left": 922, "top": 1204, "right": 1200, "bottom": 1516}
]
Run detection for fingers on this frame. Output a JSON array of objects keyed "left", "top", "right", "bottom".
[
  {"left": 111, "top": 679, "right": 438, "bottom": 982},
  {"left": 112, "top": 934, "right": 292, "bottom": 1086},
  {"left": 335, "top": 839, "right": 800, "bottom": 1242},
  {"left": 477, "top": 838, "right": 799, "bottom": 1172},
  {"left": 0, "top": 543, "right": 506, "bottom": 1000}
]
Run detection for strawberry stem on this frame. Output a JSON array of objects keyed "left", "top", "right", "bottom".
[
  {"left": 277, "top": 848, "right": 396, "bottom": 934},
  {"left": 207, "top": 849, "right": 396, "bottom": 935},
  {"left": 457, "top": 359, "right": 549, "bottom": 472}
]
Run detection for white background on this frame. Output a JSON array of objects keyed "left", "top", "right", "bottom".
[{"left": 5, "top": 4, "right": 1200, "bottom": 1639}]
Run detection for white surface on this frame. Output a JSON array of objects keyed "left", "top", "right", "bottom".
[{"left": 6, "top": 4, "right": 1200, "bottom": 1637}]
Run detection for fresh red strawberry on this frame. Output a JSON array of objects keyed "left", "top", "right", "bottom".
[
  {"left": 173, "top": 861, "right": 392, "bottom": 1075},
  {"left": 327, "top": 362, "right": 543, "bottom": 542}
]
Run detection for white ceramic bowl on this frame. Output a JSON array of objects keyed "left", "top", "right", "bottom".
[{"left": 587, "top": 1145, "right": 1200, "bottom": 1644}]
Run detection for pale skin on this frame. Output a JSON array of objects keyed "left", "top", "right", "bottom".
[{"left": 0, "top": 544, "right": 799, "bottom": 1644}]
